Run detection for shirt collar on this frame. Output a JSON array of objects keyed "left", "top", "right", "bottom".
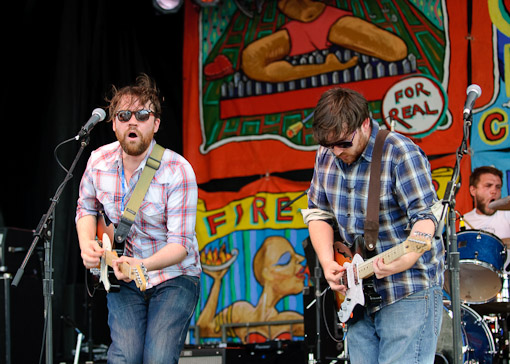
[{"left": 360, "top": 119, "right": 380, "bottom": 164}]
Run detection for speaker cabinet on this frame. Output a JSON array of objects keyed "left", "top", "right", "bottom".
[
  {"left": 179, "top": 347, "right": 247, "bottom": 364},
  {"left": 180, "top": 342, "right": 307, "bottom": 364}
]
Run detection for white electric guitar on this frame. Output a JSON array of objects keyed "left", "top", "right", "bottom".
[
  {"left": 93, "top": 212, "right": 148, "bottom": 292},
  {"left": 336, "top": 235, "right": 431, "bottom": 323}
]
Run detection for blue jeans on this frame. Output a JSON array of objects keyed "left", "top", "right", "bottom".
[
  {"left": 106, "top": 275, "right": 200, "bottom": 364},
  {"left": 346, "top": 285, "right": 443, "bottom": 364}
]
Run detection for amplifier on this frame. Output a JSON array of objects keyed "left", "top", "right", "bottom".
[
  {"left": 245, "top": 340, "right": 307, "bottom": 363},
  {"left": 179, "top": 347, "right": 247, "bottom": 364}
]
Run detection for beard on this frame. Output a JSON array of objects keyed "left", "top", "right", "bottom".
[
  {"left": 116, "top": 128, "right": 152, "bottom": 156},
  {"left": 475, "top": 195, "right": 497, "bottom": 216}
]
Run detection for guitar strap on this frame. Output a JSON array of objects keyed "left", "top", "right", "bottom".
[
  {"left": 114, "top": 144, "right": 165, "bottom": 246},
  {"left": 363, "top": 129, "right": 390, "bottom": 253}
]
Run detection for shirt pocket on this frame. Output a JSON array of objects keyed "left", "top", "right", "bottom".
[
  {"left": 138, "top": 201, "right": 166, "bottom": 228},
  {"left": 97, "top": 193, "right": 118, "bottom": 221}
]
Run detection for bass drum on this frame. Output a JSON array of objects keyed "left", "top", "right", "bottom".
[{"left": 435, "top": 303, "right": 495, "bottom": 364}]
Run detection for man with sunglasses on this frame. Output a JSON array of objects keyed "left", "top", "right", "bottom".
[
  {"left": 302, "top": 87, "right": 443, "bottom": 363},
  {"left": 75, "top": 73, "right": 201, "bottom": 364}
]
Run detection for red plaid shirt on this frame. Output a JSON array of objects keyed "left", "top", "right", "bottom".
[{"left": 76, "top": 140, "right": 201, "bottom": 288}]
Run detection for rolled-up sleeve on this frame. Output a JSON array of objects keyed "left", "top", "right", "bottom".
[
  {"left": 166, "top": 162, "right": 198, "bottom": 255},
  {"left": 76, "top": 156, "right": 100, "bottom": 222},
  {"left": 393, "top": 146, "right": 438, "bottom": 228}
]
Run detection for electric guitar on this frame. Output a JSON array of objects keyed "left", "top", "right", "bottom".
[
  {"left": 333, "top": 235, "right": 431, "bottom": 323},
  {"left": 93, "top": 211, "right": 148, "bottom": 292}
]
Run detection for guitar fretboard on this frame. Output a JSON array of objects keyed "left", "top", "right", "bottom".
[{"left": 357, "top": 243, "right": 407, "bottom": 279}]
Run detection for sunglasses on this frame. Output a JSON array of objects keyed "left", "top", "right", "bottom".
[
  {"left": 115, "top": 109, "right": 154, "bottom": 122},
  {"left": 322, "top": 130, "right": 357, "bottom": 149}
]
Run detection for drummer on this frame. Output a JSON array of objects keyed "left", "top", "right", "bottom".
[{"left": 463, "top": 166, "right": 510, "bottom": 256}]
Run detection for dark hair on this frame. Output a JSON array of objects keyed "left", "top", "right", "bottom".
[
  {"left": 469, "top": 166, "right": 503, "bottom": 187},
  {"left": 106, "top": 73, "right": 161, "bottom": 122},
  {"left": 312, "top": 87, "right": 369, "bottom": 145}
]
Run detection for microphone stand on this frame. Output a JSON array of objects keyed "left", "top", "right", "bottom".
[
  {"left": 12, "top": 135, "right": 91, "bottom": 364},
  {"left": 435, "top": 114, "right": 471, "bottom": 364}
]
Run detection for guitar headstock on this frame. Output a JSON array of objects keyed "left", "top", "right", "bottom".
[
  {"left": 404, "top": 235, "right": 432, "bottom": 254},
  {"left": 131, "top": 264, "right": 148, "bottom": 291}
]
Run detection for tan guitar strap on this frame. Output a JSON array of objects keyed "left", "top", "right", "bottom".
[
  {"left": 114, "top": 144, "right": 165, "bottom": 245},
  {"left": 363, "top": 129, "right": 390, "bottom": 252}
]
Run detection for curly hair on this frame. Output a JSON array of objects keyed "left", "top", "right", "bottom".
[{"left": 106, "top": 73, "right": 161, "bottom": 122}]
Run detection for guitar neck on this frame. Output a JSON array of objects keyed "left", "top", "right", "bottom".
[
  {"left": 357, "top": 243, "right": 407, "bottom": 279},
  {"left": 104, "top": 250, "right": 134, "bottom": 280}
]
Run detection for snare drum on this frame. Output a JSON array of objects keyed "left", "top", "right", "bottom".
[
  {"left": 435, "top": 303, "right": 495, "bottom": 363},
  {"left": 445, "top": 230, "right": 506, "bottom": 304}
]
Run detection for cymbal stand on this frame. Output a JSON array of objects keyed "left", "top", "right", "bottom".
[{"left": 435, "top": 114, "right": 471, "bottom": 364}]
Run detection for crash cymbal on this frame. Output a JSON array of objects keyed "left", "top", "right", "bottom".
[{"left": 488, "top": 196, "right": 510, "bottom": 211}]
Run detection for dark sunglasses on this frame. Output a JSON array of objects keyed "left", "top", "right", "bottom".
[
  {"left": 115, "top": 109, "right": 154, "bottom": 122},
  {"left": 322, "top": 130, "right": 357, "bottom": 149}
]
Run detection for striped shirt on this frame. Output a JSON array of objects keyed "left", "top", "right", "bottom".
[
  {"left": 76, "top": 140, "right": 202, "bottom": 289},
  {"left": 307, "top": 120, "right": 444, "bottom": 311}
]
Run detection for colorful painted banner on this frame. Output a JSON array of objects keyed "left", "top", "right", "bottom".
[{"left": 182, "top": 0, "right": 508, "bottom": 344}]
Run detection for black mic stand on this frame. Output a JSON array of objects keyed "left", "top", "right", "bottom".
[
  {"left": 435, "top": 114, "right": 471, "bottom": 364},
  {"left": 313, "top": 254, "right": 323, "bottom": 364},
  {"left": 12, "top": 135, "right": 91, "bottom": 364}
]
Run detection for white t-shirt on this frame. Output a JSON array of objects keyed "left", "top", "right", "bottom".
[{"left": 463, "top": 209, "right": 510, "bottom": 239}]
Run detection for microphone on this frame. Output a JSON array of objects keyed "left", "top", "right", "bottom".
[
  {"left": 76, "top": 108, "right": 106, "bottom": 139},
  {"left": 463, "top": 84, "right": 482, "bottom": 119}
]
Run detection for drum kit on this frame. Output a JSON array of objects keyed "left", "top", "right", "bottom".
[{"left": 439, "top": 196, "right": 510, "bottom": 364}]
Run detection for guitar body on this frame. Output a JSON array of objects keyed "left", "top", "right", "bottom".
[
  {"left": 338, "top": 254, "right": 365, "bottom": 323},
  {"left": 333, "top": 241, "right": 380, "bottom": 322},
  {"left": 332, "top": 241, "right": 353, "bottom": 310},
  {"left": 91, "top": 211, "right": 148, "bottom": 292}
]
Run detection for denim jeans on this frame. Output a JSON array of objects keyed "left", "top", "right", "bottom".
[
  {"left": 346, "top": 285, "right": 443, "bottom": 364},
  {"left": 106, "top": 275, "right": 200, "bottom": 364}
]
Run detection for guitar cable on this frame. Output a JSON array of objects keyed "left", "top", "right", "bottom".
[
  {"left": 322, "top": 286, "right": 346, "bottom": 344},
  {"left": 85, "top": 266, "right": 99, "bottom": 298}
]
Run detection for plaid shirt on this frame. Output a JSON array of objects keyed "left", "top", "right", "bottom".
[
  {"left": 76, "top": 140, "right": 202, "bottom": 288},
  {"left": 307, "top": 121, "right": 444, "bottom": 311}
]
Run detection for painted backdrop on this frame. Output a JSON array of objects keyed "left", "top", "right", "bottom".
[{"left": 182, "top": 0, "right": 509, "bottom": 344}]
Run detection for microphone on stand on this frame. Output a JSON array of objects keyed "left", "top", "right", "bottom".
[
  {"left": 75, "top": 108, "right": 107, "bottom": 139},
  {"left": 463, "top": 84, "right": 482, "bottom": 119}
]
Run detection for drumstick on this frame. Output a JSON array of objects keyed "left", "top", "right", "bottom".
[{"left": 460, "top": 216, "right": 476, "bottom": 230}]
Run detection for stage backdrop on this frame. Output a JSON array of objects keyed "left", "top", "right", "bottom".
[{"left": 182, "top": 0, "right": 509, "bottom": 344}]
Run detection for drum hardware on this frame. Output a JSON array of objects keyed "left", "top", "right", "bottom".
[{"left": 436, "top": 302, "right": 496, "bottom": 363}]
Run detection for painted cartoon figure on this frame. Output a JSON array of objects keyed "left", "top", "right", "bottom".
[
  {"left": 241, "top": 0, "right": 408, "bottom": 82},
  {"left": 196, "top": 236, "right": 307, "bottom": 342}
]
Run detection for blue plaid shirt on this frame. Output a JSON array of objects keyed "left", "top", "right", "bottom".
[{"left": 307, "top": 120, "right": 444, "bottom": 311}]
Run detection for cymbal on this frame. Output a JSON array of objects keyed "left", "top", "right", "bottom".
[{"left": 488, "top": 196, "right": 510, "bottom": 210}]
